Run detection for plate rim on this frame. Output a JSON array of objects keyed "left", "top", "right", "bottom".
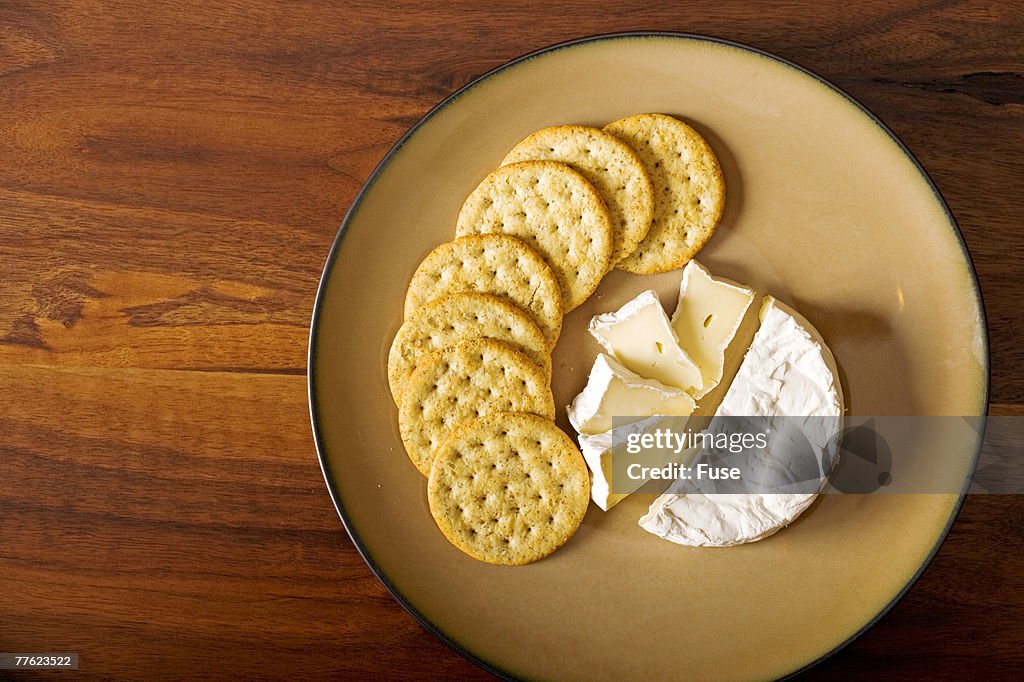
[{"left": 307, "top": 31, "right": 992, "bottom": 680}]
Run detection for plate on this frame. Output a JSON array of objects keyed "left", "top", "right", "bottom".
[{"left": 309, "top": 34, "right": 988, "bottom": 679}]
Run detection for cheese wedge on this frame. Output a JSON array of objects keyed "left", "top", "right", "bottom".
[
  {"left": 670, "top": 260, "right": 754, "bottom": 398},
  {"left": 567, "top": 354, "right": 696, "bottom": 435},
  {"left": 588, "top": 290, "right": 702, "bottom": 394},
  {"left": 579, "top": 416, "right": 700, "bottom": 512},
  {"left": 578, "top": 430, "right": 622, "bottom": 511},
  {"left": 578, "top": 421, "right": 641, "bottom": 512}
]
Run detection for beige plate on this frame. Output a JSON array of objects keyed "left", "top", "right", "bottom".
[{"left": 309, "top": 34, "right": 988, "bottom": 680}]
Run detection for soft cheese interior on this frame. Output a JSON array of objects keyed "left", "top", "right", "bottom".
[
  {"left": 638, "top": 296, "right": 844, "bottom": 546},
  {"left": 670, "top": 261, "right": 755, "bottom": 398},
  {"left": 588, "top": 290, "right": 704, "bottom": 395}
]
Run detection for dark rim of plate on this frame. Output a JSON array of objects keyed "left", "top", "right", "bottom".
[{"left": 307, "top": 31, "right": 992, "bottom": 681}]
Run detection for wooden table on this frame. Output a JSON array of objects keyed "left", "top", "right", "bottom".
[{"left": 2, "top": 2, "right": 1022, "bottom": 678}]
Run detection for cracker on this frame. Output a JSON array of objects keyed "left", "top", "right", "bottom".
[
  {"left": 403, "top": 234, "right": 563, "bottom": 347},
  {"left": 603, "top": 114, "right": 725, "bottom": 274},
  {"left": 501, "top": 125, "right": 654, "bottom": 266},
  {"left": 455, "top": 160, "right": 613, "bottom": 312},
  {"left": 427, "top": 412, "right": 590, "bottom": 565},
  {"left": 387, "top": 292, "right": 551, "bottom": 407},
  {"left": 399, "top": 339, "right": 555, "bottom": 476}
]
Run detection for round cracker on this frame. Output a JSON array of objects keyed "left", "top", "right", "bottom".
[
  {"left": 501, "top": 125, "right": 654, "bottom": 266},
  {"left": 455, "top": 160, "right": 613, "bottom": 312},
  {"left": 427, "top": 412, "right": 590, "bottom": 565},
  {"left": 403, "top": 234, "right": 563, "bottom": 347},
  {"left": 399, "top": 339, "right": 555, "bottom": 476},
  {"left": 387, "top": 292, "right": 551, "bottom": 407},
  {"left": 603, "top": 113, "right": 725, "bottom": 274}
]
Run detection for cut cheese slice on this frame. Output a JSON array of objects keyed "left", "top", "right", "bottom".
[
  {"left": 578, "top": 431, "right": 623, "bottom": 512},
  {"left": 580, "top": 416, "right": 700, "bottom": 512},
  {"left": 670, "top": 260, "right": 754, "bottom": 398},
  {"left": 639, "top": 296, "right": 844, "bottom": 547},
  {"left": 588, "top": 290, "right": 702, "bottom": 394},
  {"left": 567, "top": 353, "right": 695, "bottom": 436}
]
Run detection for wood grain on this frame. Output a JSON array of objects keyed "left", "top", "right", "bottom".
[{"left": 1, "top": 1, "right": 1021, "bottom": 678}]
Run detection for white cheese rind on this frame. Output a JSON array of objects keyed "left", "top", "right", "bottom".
[
  {"left": 588, "top": 290, "right": 703, "bottom": 394},
  {"left": 567, "top": 353, "right": 695, "bottom": 435},
  {"left": 639, "top": 296, "right": 844, "bottom": 547},
  {"left": 578, "top": 431, "right": 619, "bottom": 511},
  {"left": 670, "top": 260, "right": 754, "bottom": 398}
]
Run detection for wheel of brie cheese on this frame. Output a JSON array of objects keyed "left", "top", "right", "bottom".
[{"left": 568, "top": 259, "right": 844, "bottom": 548}]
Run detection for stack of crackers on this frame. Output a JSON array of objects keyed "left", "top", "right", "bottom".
[{"left": 388, "top": 114, "right": 725, "bottom": 564}]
